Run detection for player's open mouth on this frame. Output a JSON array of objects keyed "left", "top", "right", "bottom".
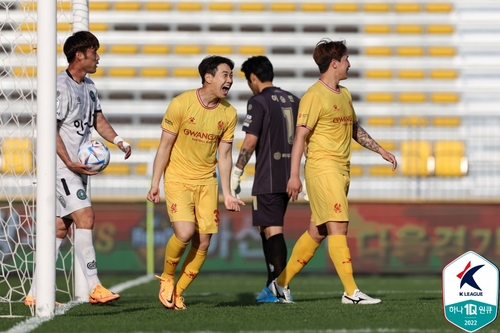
[{"left": 222, "top": 85, "right": 230, "bottom": 94}]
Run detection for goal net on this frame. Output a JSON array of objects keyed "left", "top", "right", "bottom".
[{"left": 0, "top": 0, "right": 89, "bottom": 317}]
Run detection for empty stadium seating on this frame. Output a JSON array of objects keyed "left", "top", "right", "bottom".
[{"left": 2, "top": 0, "right": 499, "bottom": 201}]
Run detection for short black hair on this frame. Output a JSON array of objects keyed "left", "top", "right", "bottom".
[
  {"left": 63, "top": 31, "right": 100, "bottom": 63},
  {"left": 198, "top": 55, "right": 235, "bottom": 84},
  {"left": 240, "top": 56, "right": 274, "bottom": 83}
]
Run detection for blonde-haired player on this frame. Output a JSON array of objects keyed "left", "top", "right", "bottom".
[{"left": 270, "top": 39, "right": 397, "bottom": 304}]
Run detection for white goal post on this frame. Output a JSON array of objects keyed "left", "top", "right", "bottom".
[{"left": 0, "top": 0, "right": 90, "bottom": 318}]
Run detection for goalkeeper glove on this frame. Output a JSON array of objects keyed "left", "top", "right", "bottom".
[{"left": 230, "top": 166, "right": 243, "bottom": 198}]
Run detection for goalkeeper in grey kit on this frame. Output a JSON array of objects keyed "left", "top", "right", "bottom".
[{"left": 25, "top": 31, "right": 131, "bottom": 306}]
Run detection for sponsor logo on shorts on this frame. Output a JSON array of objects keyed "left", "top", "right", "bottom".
[
  {"left": 87, "top": 260, "right": 97, "bottom": 270},
  {"left": 58, "top": 195, "right": 66, "bottom": 208},
  {"left": 77, "top": 189, "right": 87, "bottom": 200}
]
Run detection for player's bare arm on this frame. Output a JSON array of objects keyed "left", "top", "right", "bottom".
[
  {"left": 94, "top": 112, "right": 132, "bottom": 159},
  {"left": 287, "top": 126, "right": 309, "bottom": 201},
  {"left": 353, "top": 122, "right": 397, "bottom": 170},
  {"left": 219, "top": 141, "right": 245, "bottom": 211},
  {"left": 147, "top": 131, "right": 176, "bottom": 203},
  {"left": 235, "top": 133, "right": 258, "bottom": 169}
]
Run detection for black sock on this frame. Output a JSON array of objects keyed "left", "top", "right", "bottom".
[
  {"left": 264, "top": 233, "right": 287, "bottom": 285},
  {"left": 260, "top": 232, "right": 274, "bottom": 286}
]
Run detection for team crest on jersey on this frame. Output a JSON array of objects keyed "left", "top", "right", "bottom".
[
  {"left": 89, "top": 91, "right": 96, "bottom": 102},
  {"left": 76, "top": 96, "right": 81, "bottom": 104},
  {"left": 189, "top": 117, "right": 196, "bottom": 124},
  {"left": 247, "top": 104, "right": 253, "bottom": 111},
  {"left": 217, "top": 121, "right": 224, "bottom": 130}
]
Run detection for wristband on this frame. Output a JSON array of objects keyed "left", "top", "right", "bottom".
[{"left": 113, "top": 136, "right": 124, "bottom": 145}]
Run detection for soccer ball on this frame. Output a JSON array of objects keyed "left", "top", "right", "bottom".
[{"left": 77, "top": 140, "right": 110, "bottom": 172}]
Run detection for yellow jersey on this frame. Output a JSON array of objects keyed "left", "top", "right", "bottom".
[
  {"left": 161, "top": 89, "right": 237, "bottom": 184},
  {"left": 297, "top": 80, "right": 358, "bottom": 176}
]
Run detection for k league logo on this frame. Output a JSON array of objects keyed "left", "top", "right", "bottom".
[{"left": 443, "top": 251, "right": 499, "bottom": 332}]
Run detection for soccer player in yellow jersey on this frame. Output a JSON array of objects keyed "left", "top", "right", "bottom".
[
  {"left": 147, "top": 56, "right": 245, "bottom": 310},
  {"left": 270, "top": 39, "right": 397, "bottom": 304}
]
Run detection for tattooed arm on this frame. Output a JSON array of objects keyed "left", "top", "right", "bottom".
[
  {"left": 353, "top": 121, "right": 398, "bottom": 170},
  {"left": 235, "top": 133, "right": 258, "bottom": 170}
]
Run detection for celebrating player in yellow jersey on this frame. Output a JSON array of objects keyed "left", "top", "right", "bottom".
[
  {"left": 270, "top": 39, "right": 397, "bottom": 304},
  {"left": 147, "top": 56, "right": 245, "bottom": 310}
]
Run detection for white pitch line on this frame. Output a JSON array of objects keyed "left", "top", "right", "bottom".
[{"left": 1, "top": 274, "right": 155, "bottom": 333}]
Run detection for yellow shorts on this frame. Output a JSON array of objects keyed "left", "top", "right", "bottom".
[
  {"left": 306, "top": 172, "right": 350, "bottom": 225},
  {"left": 164, "top": 182, "right": 219, "bottom": 234}
]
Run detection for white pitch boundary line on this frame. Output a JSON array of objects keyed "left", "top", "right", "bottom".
[
  {"left": 1, "top": 274, "right": 155, "bottom": 333},
  {"left": 135, "top": 329, "right": 499, "bottom": 333}
]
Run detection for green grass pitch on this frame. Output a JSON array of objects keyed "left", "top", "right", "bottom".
[{"left": 2, "top": 274, "right": 499, "bottom": 333}]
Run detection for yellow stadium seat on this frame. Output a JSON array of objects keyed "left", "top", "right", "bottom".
[
  {"left": 21, "top": 2, "right": 36, "bottom": 10},
  {"left": 367, "top": 117, "right": 395, "bottom": 126},
  {"left": 142, "top": 45, "right": 170, "bottom": 54},
  {"left": 0, "top": 138, "right": 33, "bottom": 174},
  {"left": 401, "top": 140, "right": 433, "bottom": 177},
  {"left": 379, "top": 140, "right": 397, "bottom": 151},
  {"left": 394, "top": 3, "right": 421, "bottom": 12},
  {"left": 432, "top": 117, "right": 461, "bottom": 127},
  {"left": 396, "top": 25, "right": 423, "bottom": 34},
  {"left": 365, "top": 47, "right": 392, "bottom": 56},
  {"left": 209, "top": 3, "right": 234, "bottom": 11},
  {"left": 19, "top": 22, "right": 36, "bottom": 31},
  {"left": 59, "top": 2, "right": 71, "bottom": 10},
  {"left": 431, "top": 93, "right": 459, "bottom": 103},
  {"left": 369, "top": 165, "right": 396, "bottom": 176},
  {"left": 430, "top": 69, "right": 458, "bottom": 79},
  {"left": 351, "top": 140, "right": 363, "bottom": 150},
  {"left": 101, "top": 163, "right": 130, "bottom": 175},
  {"left": 425, "top": 3, "right": 453, "bottom": 12},
  {"left": 173, "top": 68, "right": 199, "bottom": 77},
  {"left": 57, "top": 22, "right": 72, "bottom": 31},
  {"left": 114, "top": 2, "right": 141, "bottom": 10},
  {"left": 145, "top": 2, "right": 172, "bottom": 10},
  {"left": 240, "top": 2, "right": 265, "bottom": 11},
  {"left": 350, "top": 165, "right": 364, "bottom": 176},
  {"left": 110, "top": 45, "right": 139, "bottom": 54},
  {"left": 135, "top": 163, "right": 149, "bottom": 175},
  {"left": 302, "top": 3, "right": 327, "bottom": 11},
  {"left": 397, "top": 47, "right": 424, "bottom": 56},
  {"left": 174, "top": 45, "right": 202, "bottom": 54},
  {"left": 364, "top": 25, "right": 391, "bottom": 34},
  {"left": 12, "top": 67, "right": 37, "bottom": 77},
  {"left": 108, "top": 67, "right": 137, "bottom": 77},
  {"left": 241, "top": 164, "right": 256, "bottom": 179},
  {"left": 91, "top": 67, "right": 105, "bottom": 77},
  {"left": 365, "top": 93, "right": 394, "bottom": 103},
  {"left": 137, "top": 139, "right": 160, "bottom": 150},
  {"left": 15, "top": 44, "right": 34, "bottom": 54},
  {"left": 365, "top": 69, "right": 392, "bottom": 79},
  {"left": 238, "top": 46, "right": 265, "bottom": 55},
  {"left": 89, "top": 2, "right": 111, "bottom": 10},
  {"left": 333, "top": 3, "right": 358, "bottom": 11},
  {"left": 89, "top": 23, "right": 109, "bottom": 31},
  {"left": 97, "top": 45, "right": 107, "bottom": 53},
  {"left": 140, "top": 67, "right": 168, "bottom": 77},
  {"left": 434, "top": 141, "right": 467, "bottom": 177},
  {"left": 363, "top": 3, "right": 390, "bottom": 12},
  {"left": 270, "top": 3, "right": 296, "bottom": 11},
  {"left": 427, "top": 25, "right": 454, "bottom": 34},
  {"left": 206, "top": 45, "right": 233, "bottom": 54},
  {"left": 428, "top": 47, "right": 456, "bottom": 57},
  {"left": 399, "top": 93, "right": 427, "bottom": 103},
  {"left": 177, "top": 2, "right": 203, "bottom": 11},
  {"left": 400, "top": 116, "right": 428, "bottom": 126},
  {"left": 398, "top": 70, "right": 425, "bottom": 79}
]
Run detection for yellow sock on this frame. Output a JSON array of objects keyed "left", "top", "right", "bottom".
[
  {"left": 175, "top": 247, "right": 207, "bottom": 295},
  {"left": 328, "top": 234, "right": 358, "bottom": 295},
  {"left": 277, "top": 231, "right": 319, "bottom": 287},
  {"left": 162, "top": 234, "right": 189, "bottom": 280}
]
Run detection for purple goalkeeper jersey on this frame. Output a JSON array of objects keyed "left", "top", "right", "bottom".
[{"left": 242, "top": 86, "right": 300, "bottom": 195}]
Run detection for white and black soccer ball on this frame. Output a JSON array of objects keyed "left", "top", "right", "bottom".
[{"left": 77, "top": 140, "right": 110, "bottom": 173}]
